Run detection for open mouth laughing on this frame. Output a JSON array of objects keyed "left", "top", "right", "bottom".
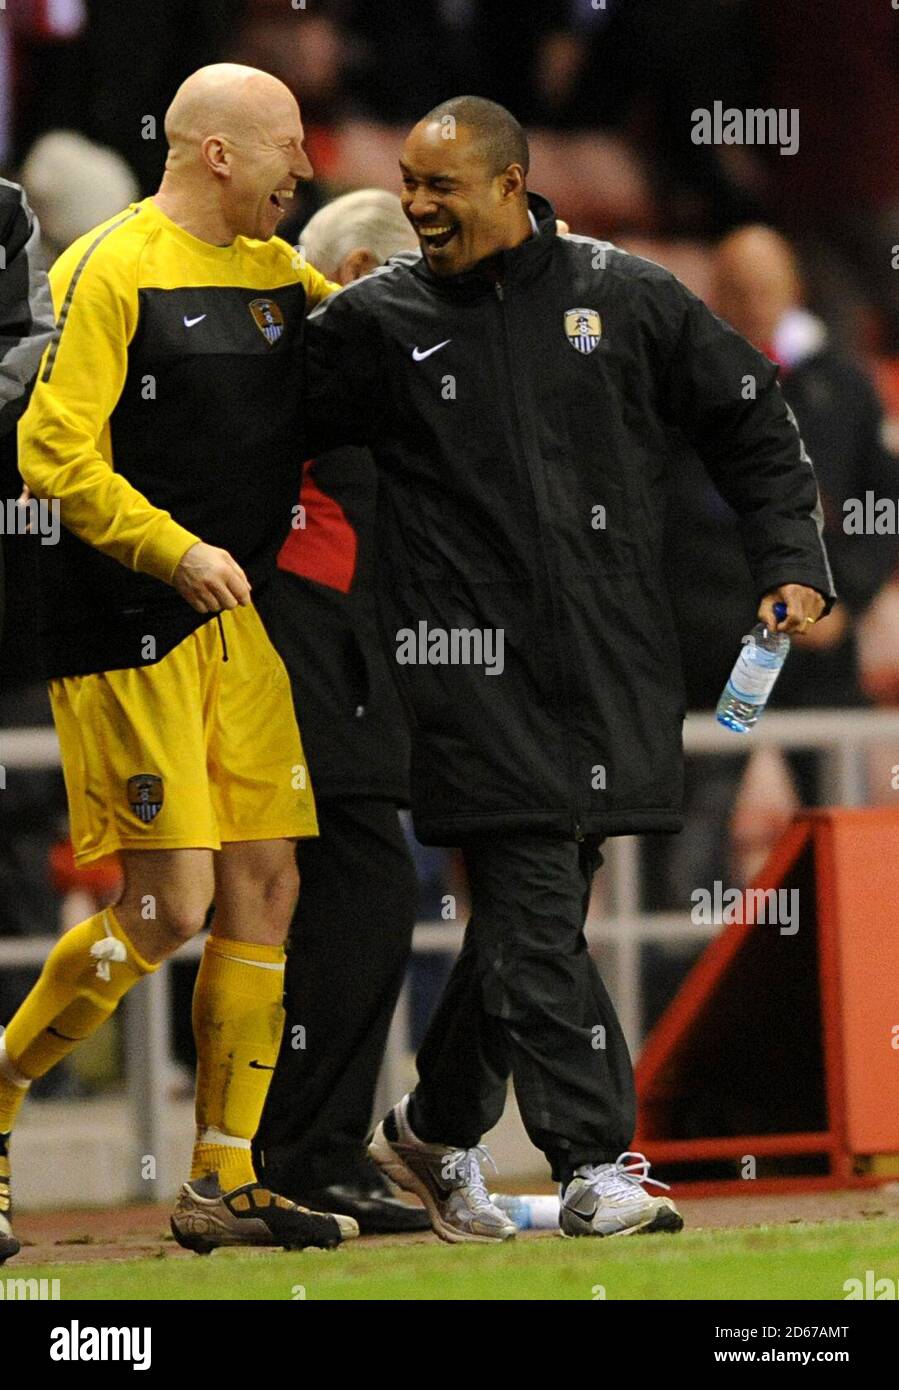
[
  {"left": 416, "top": 222, "right": 459, "bottom": 251},
  {"left": 269, "top": 187, "right": 295, "bottom": 213}
]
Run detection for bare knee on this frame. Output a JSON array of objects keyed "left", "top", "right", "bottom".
[
  {"left": 154, "top": 894, "right": 213, "bottom": 944},
  {"left": 264, "top": 859, "right": 300, "bottom": 922},
  {"left": 117, "top": 852, "right": 215, "bottom": 959},
  {"left": 240, "top": 859, "right": 299, "bottom": 937},
  {"left": 118, "top": 888, "right": 212, "bottom": 952},
  {"left": 212, "top": 846, "right": 299, "bottom": 943}
]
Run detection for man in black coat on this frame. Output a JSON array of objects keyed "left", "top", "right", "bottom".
[{"left": 303, "top": 97, "right": 834, "bottom": 1241}]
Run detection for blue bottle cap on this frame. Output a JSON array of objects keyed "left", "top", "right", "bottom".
[{"left": 773, "top": 601, "right": 788, "bottom": 621}]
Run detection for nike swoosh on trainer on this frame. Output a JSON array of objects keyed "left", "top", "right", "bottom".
[
  {"left": 248, "top": 1060, "right": 275, "bottom": 1070},
  {"left": 412, "top": 339, "right": 451, "bottom": 361},
  {"left": 184, "top": 314, "right": 207, "bottom": 328}
]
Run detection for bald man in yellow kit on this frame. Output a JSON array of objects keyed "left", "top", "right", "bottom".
[{"left": 3, "top": 65, "right": 357, "bottom": 1258}]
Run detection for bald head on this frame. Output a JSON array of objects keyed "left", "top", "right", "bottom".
[
  {"left": 165, "top": 64, "right": 297, "bottom": 160},
  {"left": 712, "top": 225, "right": 803, "bottom": 348},
  {"left": 155, "top": 63, "right": 312, "bottom": 245}
]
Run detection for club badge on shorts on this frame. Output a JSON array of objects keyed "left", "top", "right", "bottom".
[
  {"left": 127, "top": 774, "right": 164, "bottom": 823},
  {"left": 564, "top": 307, "right": 602, "bottom": 355},
  {"left": 248, "top": 297, "right": 284, "bottom": 345}
]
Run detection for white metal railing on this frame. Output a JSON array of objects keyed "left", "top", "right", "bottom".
[{"left": 3, "top": 707, "right": 899, "bottom": 1198}]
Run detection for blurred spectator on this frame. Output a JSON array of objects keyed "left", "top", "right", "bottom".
[
  {"left": 235, "top": 0, "right": 346, "bottom": 125},
  {"left": 294, "top": 185, "right": 415, "bottom": 272},
  {"left": 759, "top": 0, "right": 899, "bottom": 350},
  {"left": 0, "top": 175, "right": 68, "bottom": 1090},
  {"left": 10, "top": 0, "right": 245, "bottom": 193},
  {"left": 20, "top": 131, "right": 139, "bottom": 265},
  {"left": 0, "top": 0, "right": 86, "bottom": 172},
  {"left": 691, "top": 225, "right": 899, "bottom": 716},
  {"left": 527, "top": 0, "right": 765, "bottom": 232},
  {"left": 661, "top": 225, "right": 899, "bottom": 897},
  {"left": 0, "top": 177, "right": 54, "bottom": 644},
  {"left": 342, "top": 0, "right": 577, "bottom": 126},
  {"left": 0, "top": 12, "right": 11, "bottom": 170},
  {"left": 342, "top": 0, "right": 485, "bottom": 123}
]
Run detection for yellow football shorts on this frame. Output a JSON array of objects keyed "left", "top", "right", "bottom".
[{"left": 49, "top": 603, "right": 318, "bottom": 865}]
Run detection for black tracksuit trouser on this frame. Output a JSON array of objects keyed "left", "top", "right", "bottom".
[
  {"left": 409, "top": 833, "right": 637, "bottom": 1182},
  {"left": 254, "top": 798, "right": 417, "bottom": 1192}
]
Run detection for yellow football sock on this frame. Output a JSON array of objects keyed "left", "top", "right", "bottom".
[
  {"left": 190, "top": 934, "right": 286, "bottom": 1190},
  {"left": 0, "top": 907, "right": 156, "bottom": 1131}
]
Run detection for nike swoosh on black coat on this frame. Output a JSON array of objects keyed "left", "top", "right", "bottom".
[{"left": 304, "top": 193, "right": 835, "bottom": 846}]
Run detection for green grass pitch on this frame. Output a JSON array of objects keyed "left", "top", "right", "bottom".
[{"left": 17, "top": 1218, "right": 899, "bottom": 1300}]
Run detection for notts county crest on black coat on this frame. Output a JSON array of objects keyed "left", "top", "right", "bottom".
[
  {"left": 249, "top": 297, "right": 284, "bottom": 345},
  {"left": 127, "top": 774, "right": 164, "bottom": 823},
  {"left": 564, "top": 307, "right": 601, "bottom": 355}
]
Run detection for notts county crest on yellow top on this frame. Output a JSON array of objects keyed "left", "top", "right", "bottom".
[
  {"left": 564, "top": 307, "right": 602, "bottom": 355},
  {"left": 249, "top": 297, "right": 284, "bottom": 345}
]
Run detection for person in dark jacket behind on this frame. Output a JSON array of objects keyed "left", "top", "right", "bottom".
[
  {"left": 669, "top": 225, "right": 899, "bottom": 716},
  {"left": 303, "top": 97, "right": 834, "bottom": 1241},
  {"left": 252, "top": 190, "right": 429, "bottom": 1233},
  {"left": 661, "top": 224, "right": 899, "bottom": 899},
  {"left": 0, "top": 178, "right": 54, "bottom": 638},
  {"left": 0, "top": 178, "right": 59, "bottom": 1094},
  {"left": 711, "top": 225, "right": 899, "bottom": 714}
]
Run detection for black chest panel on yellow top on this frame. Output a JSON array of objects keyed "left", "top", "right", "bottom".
[
  {"left": 42, "top": 281, "right": 307, "bottom": 678},
  {"left": 112, "top": 282, "right": 305, "bottom": 559}
]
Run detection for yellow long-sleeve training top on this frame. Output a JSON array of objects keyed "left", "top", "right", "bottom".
[{"left": 19, "top": 196, "right": 337, "bottom": 678}]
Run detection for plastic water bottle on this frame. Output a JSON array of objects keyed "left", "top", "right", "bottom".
[
  {"left": 490, "top": 1193, "right": 560, "bottom": 1230},
  {"left": 716, "top": 601, "right": 790, "bottom": 733}
]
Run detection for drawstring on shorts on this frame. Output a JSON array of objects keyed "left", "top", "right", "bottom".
[{"left": 215, "top": 612, "right": 229, "bottom": 662}]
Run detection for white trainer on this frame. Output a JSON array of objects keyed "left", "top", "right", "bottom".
[
  {"left": 368, "top": 1094, "right": 517, "bottom": 1244},
  {"left": 560, "top": 1151, "right": 684, "bottom": 1237}
]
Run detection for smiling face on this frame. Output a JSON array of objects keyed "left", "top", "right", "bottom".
[
  {"left": 399, "top": 120, "right": 527, "bottom": 276},
  {"left": 213, "top": 86, "right": 313, "bottom": 241}
]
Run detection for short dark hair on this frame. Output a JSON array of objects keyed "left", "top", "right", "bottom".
[{"left": 419, "top": 95, "right": 529, "bottom": 177}]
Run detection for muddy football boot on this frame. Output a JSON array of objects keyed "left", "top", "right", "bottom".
[
  {"left": 170, "top": 1174, "right": 359, "bottom": 1253},
  {"left": 0, "top": 1132, "right": 19, "bottom": 1264}
]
